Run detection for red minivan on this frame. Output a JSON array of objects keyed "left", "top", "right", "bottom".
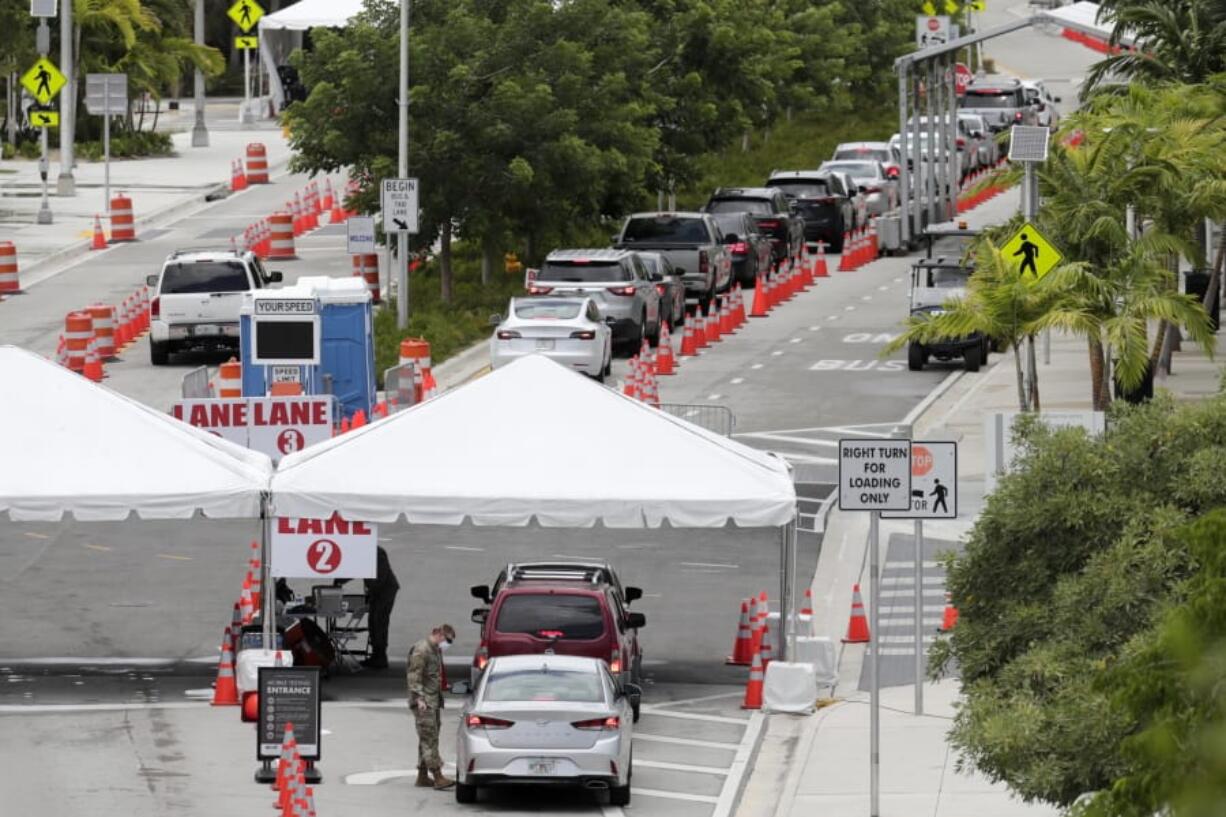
[{"left": 470, "top": 562, "right": 645, "bottom": 714}]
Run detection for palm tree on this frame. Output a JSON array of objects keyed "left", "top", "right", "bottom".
[{"left": 1084, "top": 0, "right": 1226, "bottom": 92}]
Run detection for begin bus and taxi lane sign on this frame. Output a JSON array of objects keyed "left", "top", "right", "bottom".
[{"left": 838, "top": 439, "right": 912, "bottom": 511}]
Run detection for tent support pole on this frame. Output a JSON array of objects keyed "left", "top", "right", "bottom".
[
  {"left": 779, "top": 520, "right": 796, "bottom": 662},
  {"left": 261, "top": 492, "right": 273, "bottom": 650}
]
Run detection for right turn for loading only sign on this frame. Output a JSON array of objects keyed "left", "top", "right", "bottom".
[{"left": 838, "top": 439, "right": 912, "bottom": 512}]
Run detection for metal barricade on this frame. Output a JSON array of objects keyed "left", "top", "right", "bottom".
[
  {"left": 659, "top": 403, "right": 736, "bottom": 436},
  {"left": 383, "top": 363, "right": 418, "bottom": 413},
  {"left": 180, "top": 365, "right": 213, "bottom": 399}
]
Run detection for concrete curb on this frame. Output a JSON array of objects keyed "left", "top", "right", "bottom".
[
  {"left": 769, "top": 702, "right": 845, "bottom": 817},
  {"left": 433, "top": 338, "right": 491, "bottom": 392},
  {"left": 715, "top": 711, "right": 768, "bottom": 817}
]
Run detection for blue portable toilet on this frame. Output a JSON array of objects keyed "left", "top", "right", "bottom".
[{"left": 239, "top": 276, "right": 376, "bottom": 420}]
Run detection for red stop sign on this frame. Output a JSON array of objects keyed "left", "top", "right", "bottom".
[
  {"left": 955, "top": 63, "right": 972, "bottom": 95},
  {"left": 306, "top": 538, "right": 342, "bottom": 574},
  {"left": 912, "top": 445, "right": 934, "bottom": 477},
  {"left": 927, "top": 17, "right": 940, "bottom": 31}
]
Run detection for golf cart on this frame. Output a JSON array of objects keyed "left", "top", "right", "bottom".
[{"left": 907, "top": 222, "right": 989, "bottom": 372}]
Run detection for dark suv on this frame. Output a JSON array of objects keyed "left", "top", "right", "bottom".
[
  {"left": 704, "top": 187, "right": 805, "bottom": 268},
  {"left": 470, "top": 561, "right": 645, "bottom": 701},
  {"left": 766, "top": 170, "right": 857, "bottom": 252}
]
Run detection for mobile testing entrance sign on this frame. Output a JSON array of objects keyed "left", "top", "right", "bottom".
[{"left": 258, "top": 666, "right": 321, "bottom": 760}]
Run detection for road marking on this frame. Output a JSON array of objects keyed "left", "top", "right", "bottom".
[
  {"left": 750, "top": 363, "right": 764, "bottom": 370},
  {"left": 861, "top": 295, "right": 873, "bottom": 301},
  {"left": 636, "top": 759, "right": 729, "bottom": 776},
  {"left": 730, "top": 377, "right": 744, "bottom": 385},
  {"left": 714, "top": 710, "right": 765, "bottom": 817},
  {"left": 707, "top": 394, "right": 722, "bottom": 400},
  {"left": 445, "top": 545, "right": 484, "bottom": 552},
  {"left": 844, "top": 305, "right": 856, "bottom": 311},
  {"left": 771, "top": 350, "right": 783, "bottom": 356},
  {"left": 826, "top": 315, "right": 840, "bottom": 320},
  {"left": 633, "top": 733, "right": 740, "bottom": 750},
  {"left": 639, "top": 708, "right": 748, "bottom": 726},
  {"left": 809, "top": 360, "right": 906, "bottom": 372},
  {"left": 879, "top": 285, "right": 889, "bottom": 291},
  {"left": 881, "top": 588, "right": 947, "bottom": 598},
  {"left": 23, "top": 532, "right": 50, "bottom": 540},
  {"left": 83, "top": 544, "right": 111, "bottom": 552},
  {"left": 632, "top": 787, "right": 719, "bottom": 804},
  {"left": 551, "top": 553, "right": 592, "bottom": 559},
  {"left": 879, "top": 635, "right": 938, "bottom": 643},
  {"left": 893, "top": 277, "right": 903, "bottom": 282},
  {"left": 740, "top": 432, "right": 837, "bottom": 447},
  {"left": 651, "top": 691, "right": 743, "bottom": 708},
  {"left": 885, "top": 561, "right": 941, "bottom": 569},
  {"left": 156, "top": 553, "right": 192, "bottom": 561},
  {"left": 809, "top": 325, "right": 821, "bottom": 331},
  {"left": 880, "top": 576, "right": 947, "bottom": 586},
  {"left": 789, "top": 338, "right": 802, "bottom": 344},
  {"left": 679, "top": 561, "right": 739, "bottom": 569}
]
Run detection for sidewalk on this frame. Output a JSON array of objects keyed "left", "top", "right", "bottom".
[
  {"left": 0, "top": 100, "right": 290, "bottom": 279},
  {"left": 739, "top": 259, "right": 1224, "bottom": 816}
]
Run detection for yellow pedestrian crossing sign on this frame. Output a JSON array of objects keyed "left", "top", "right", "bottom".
[
  {"left": 921, "top": 1, "right": 937, "bottom": 14},
  {"left": 30, "top": 109, "right": 59, "bottom": 128},
  {"left": 970, "top": 0, "right": 986, "bottom": 10},
  {"left": 234, "top": 35, "right": 259, "bottom": 50},
  {"left": 944, "top": 0, "right": 960, "bottom": 14},
  {"left": 21, "top": 57, "right": 66, "bottom": 105},
  {"left": 1003, "top": 222, "right": 1063, "bottom": 284},
  {"left": 227, "top": 0, "right": 265, "bottom": 33}
]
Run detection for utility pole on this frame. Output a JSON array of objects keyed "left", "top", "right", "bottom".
[
  {"left": 191, "top": 0, "right": 208, "bottom": 147},
  {"left": 56, "top": 0, "right": 75, "bottom": 196},
  {"left": 396, "top": 0, "right": 410, "bottom": 329}
]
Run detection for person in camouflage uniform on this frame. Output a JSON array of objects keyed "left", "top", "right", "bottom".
[{"left": 407, "top": 623, "right": 456, "bottom": 789}]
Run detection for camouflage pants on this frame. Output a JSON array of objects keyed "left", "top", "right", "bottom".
[{"left": 413, "top": 704, "right": 442, "bottom": 769}]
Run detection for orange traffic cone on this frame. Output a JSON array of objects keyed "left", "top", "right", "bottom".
[
  {"left": 622, "top": 356, "right": 640, "bottom": 399},
  {"left": 211, "top": 634, "right": 239, "bottom": 706},
  {"left": 657, "top": 322, "right": 676, "bottom": 375},
  {"left": 939, "top": 592, "right": 959, "bottom": 632},
  {"left": 705, "top": 302, "right": 721, "bottom": 343},
  {"left": 732, "top": 284, "right": 746, "bottom": 326},
  {"left": 91, "top": 215, "right": 107, "bottom": 250},
  {"left": 321, "top": 178, "right": 335, "bottom": 211},
  {"left": 82, "top": 347, "right": 104, "bottom": 382},
  {"left": 679, "top": 318, "right": 697, "bottom": 357},
  {"left": 273, "top": 723, "right": 298, "bottom": 792},
  {"left": 641, "top": 362, "right": 660, "bottom": 408},
  {"left": 329, "top": 182, "right": 346, "bottom": 223},
  {"left": 759, "top": 614, "right": 775, "bottom": 665},
  {"left": 741, "top": 644, "right": 765, "bottom": 710},
  {"left": 228, "top": 600, "right": 243, "bottom": 656},
  {"left": 727, "top": 599, "right": 754, "bottom": 665},
  {"left": 799, "top": 588, "right": 815, "bottom": 636},
  {"left": 240, "top": 574, "right": 255, "bottom": 624},
  {"left": 843, "top": 583, "right": 871, "bottom": 643},
  {"left": 693, "top": 309, "right": 708, "bottom": 348},
  {"left": 750, "top": 271, "right": 769, "bottom": 317},
  {"left": 718, "top": 294, "right": 734, "bottom": 334},
  {"left": 278, "top": 754, "right": 302, "bottom": 812},
  {"left": 814, "top": 242, "right": 829, "bottom": 277},
  {"left": 837, "top": 231, "right": 855, "bottom": 271},
  {"left": 351, "top": 409, "right": 367, "bottom": 429}
]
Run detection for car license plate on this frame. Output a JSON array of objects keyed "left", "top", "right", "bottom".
[
  {"left": 535, "top": 339, "right": 554, "bottom": 350},
  {"left": 194, "top": 324, "right": 220, "bottom": 336},
  {"left": 529, "top": 758, "right": 556, "bottom": 775}
]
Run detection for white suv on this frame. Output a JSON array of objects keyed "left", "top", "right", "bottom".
[{"left": 145, "top": 249, "right": 282, "bottom": 365}]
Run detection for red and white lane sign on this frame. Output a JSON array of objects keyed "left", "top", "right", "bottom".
[
  {"left": 171, "top": 396, "right": 333, "bottom": 463},
  {"left": 271, "top": 515, "right": 378, "bottom": 580}
]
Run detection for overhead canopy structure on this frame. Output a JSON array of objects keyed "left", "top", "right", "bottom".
[
  {"left": 1044, "top": 2, "right": 1133, "bottom": 51},
  {"left": 0, "top": 346, "right": 272, "bottom": 521},
  {"left": 271, "top": 354, "right": 797, "bottom": 528},
  {"left": 259, "top": 0, "right": 365, "bottom": 111}
]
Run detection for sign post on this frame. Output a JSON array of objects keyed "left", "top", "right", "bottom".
[
  {"left": 227, "top": 0, "right": 265, "bottom": 125},
  {"left": 22, "top": 51, "right": 65, "bottom": 225},
  {"left": 883, "top": 441, "right": 957, "bottom": 715},
  {"left": 85, "top": 74, "right": 127, "bottom": 215},
  {"left": 839, "top": 438, "right": 912, "bottom": 817},
  {"left": 257, "top": 666, "right": 322, "bottom": 783}
]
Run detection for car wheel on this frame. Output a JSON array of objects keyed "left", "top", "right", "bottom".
[
  {"left": 964, "top": 344, "right": 982, "bottom": 372},
  {"left": 609, "top": 754, "right": 632, "bottom": 807},
  {"left": 908, "top": 343, "right": 926, "bottom": 372},
  {"left": 150, "top": 340, "right": 170, "bottom": 366},
  {"left": 455, "top": 782, "right": 477, "bottom": 804},
  {"left": 647, "top": 312, "right": 660, "bottom": 347}
]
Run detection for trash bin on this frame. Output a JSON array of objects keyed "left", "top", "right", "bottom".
[{"left": 1184, "top": 269, "right": 1220, "bottom": 333}]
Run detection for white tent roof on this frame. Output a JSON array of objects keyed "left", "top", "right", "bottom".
[
  {"left": 1044, "top": 2, "right": 1132, "bottom": 46},
  {"left": 272, "top": 355, "right": 796, "bottom": 528},
  {"left": 0, "top": 346, "right": 272, "bottom": 521},
  {"left": 258, "top": 0, "right": 364, "bottom": 32}
]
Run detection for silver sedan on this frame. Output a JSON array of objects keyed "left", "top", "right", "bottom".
[
  {"left": 455, "top": 654, "right": 639, "bottom": 806},
  {"left": 489, "top": 297, "right": 612, "bottom": 381}
]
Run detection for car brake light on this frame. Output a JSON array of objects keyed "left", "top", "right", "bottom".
[
  {"left": 538, "top": 629, "right": 565, "bottom": 638},
  {"left": 606, "top": 285, "right": 636, "bottom": 296},
  {"left": 609, "top": 647, "right": 621, "bottom": 675},
  {"left": 1014, "top": 111, "right": 1024, "bottom": 122},
  {"left": 475, "top": 643, "right": 489, "bottom": 670},
  {"left": 863, "top": 186, "right": 882, "bottom": 194},
  {"left": 698, "top": 250, "right": 709, "bottom": 275},
  {"left": 572, "top": 717, "right": 620, "bottom": 731},
  {"left": 956, "top": 137, "right": 966, "bottom": 149},
  {"left": 569, "top": 330, "right": 595, "bottom": 340},
  {"left": 730, "top": 242, "right": 749, "bottom": 254},
  {"left": 527, "top": 285, "right": 552, "bottom": 295},
  {"left": 496, "top": 330, "right": 521, "bottom": 340},
  {"left": 151, "top": 297, "right": 160, "bottom": 319},
  {"left": 758, "top": 220, "right": 780, "bottom": 229},
  {"left": 655, "top": 283, "right": 667, "bottom": 296},
  {"left": 467, "top": 715, "right": 514, "bottom": 729}
]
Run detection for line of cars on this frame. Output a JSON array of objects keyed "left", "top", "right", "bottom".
[{"left": 456, "top": 561, "right": 645, "bottom": 805}]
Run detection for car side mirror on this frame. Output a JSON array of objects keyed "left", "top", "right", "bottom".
[
  {"left": 145, "top": 274, "right": 159, "bottom": 287},
  {"left": 625, "top": 586, "right": 643, "bottom": 604},
  {"left": 488, "top": 313, "right": 502, "bottom": 326},
  {"left": 269, "top": 271, "right": 284, "bottom": 283},
  {"left": 471, "top": 607, "right": 488, "bottom": 625},
  {"left": 470, "top": 584, "right": 491, "bottom": 604},
  {"left": 722, "top": 233, "right": 739, "bottom": 244},
  {"left": 626, "top": 612, "right": 646, "bottom": 629}
]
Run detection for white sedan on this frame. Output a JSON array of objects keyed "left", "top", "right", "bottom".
[{"left": 490, "top": 297, "right": 613, "bottom": 381}]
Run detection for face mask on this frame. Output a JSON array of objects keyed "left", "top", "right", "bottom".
[{"left": 439, "top": 640, "right": 452, "bottom": 653}]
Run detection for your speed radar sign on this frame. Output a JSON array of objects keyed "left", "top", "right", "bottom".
[{"left": 271, "top": 515, "right": 378, "bottom": 579}]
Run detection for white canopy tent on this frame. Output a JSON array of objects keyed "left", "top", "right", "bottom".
[
  {"left": 1043, "top": 2, "right": 1134, "bottom": 48},
  {"left": 0, "top": 346, "right": 273, "bottom": 521},
  {"left": 259, "top": 0, "right": 365, "bottom": 112}
]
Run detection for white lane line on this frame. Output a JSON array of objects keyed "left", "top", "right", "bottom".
[
  {"left": 156, "top": 553, "right": 192, "bottom": 561},
  {"left": 738, "top": 432, "right": 837, "bottom": 447},
  {"left": 844, "top": 305, "right": 856, "bottom": 311},
  {"left": 730, "top": 377, "right": 744, "bottom": 385},
  {"left": 650, "top": 691, "right": 744, "bottom": 709},
  {"left": 880, "top": 576, "right": 947, "bottom": 586},
  {"left": 878, "top": 285, "right": 889, "bottom": 291},
  {"left": 707, "top": 394, "right": 722, "bottom": 400},
  {"left": 23, "top": 532, "right": 50, "bottom": 540},
  {"left": 714, "top": 711, "right": 765, "bottom": 817},
  {"left": 632, "top": 788, "right": 719, "bottom": 804},
  {"left": 809, "top": 325, "right": 821, "bottom": 331},
  {"left": 750, "top": 363, "right": 764, "bottom": 370},
  {"left": 633, "top": 733, "right": 740, "bottom": 750},
  {"left": 879, "top": 635, "right": 938, "bottom": 643},
  {"left": 83, "top": 544, "right": 111, "bottom": 552},
  {"left": 771, "top": 350, "right": 784, "bottom": 356},
  {"left": 861, "top": 295, "right": 872, "bottom": 301},
  {"left": 445, "top": 545, "right": 484, "bottom": 552},
  {"left": 0, "top": 701, "right": 210, "bottom": 714},
  {"left": 345, "top": 765, "right": 457, "bottom": 785},
  {"left": 826, "top": 315, "right": 839, "bottom": 320},
  {"left": 639, "top": 708, "right": 749, "bottom": 726},
  {"left": 893, "top": 277, "right": 903, "bottom": 282},
  {"left": 601, "top": 806, "right": 626, "bottom": 817},
  {"left": 679, "top": 562, "right": 739, "bottom": 569},
  {"left": 789, "top": 338, "right": 802, "bottom": 344},
  {"left": 636, "top": 759, "right": 729, "bottom": 776},
  {"left": 881, "top": 589, "right": 947, "bottom": 598},
  {"left": 885, "top": 561, "right": 942, "bottom": 569}
]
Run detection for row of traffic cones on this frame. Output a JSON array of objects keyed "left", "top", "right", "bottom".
[
  {"left": 235, "top": 177, "right": 356, "bottom": 260},
  {"left": 272, "top": 724, "right": 318, "bottom": 816},
  {"left": 55, "top": 287, "right": 150, "bottom": 380},
  {"left": 835, "top": 221, "right": 880, "bottom": 272},
  {"left": 213, "top": 541, "right": 265, "bottom": 706},
  {"left": 956, "top": 164, "right": 1009, "bottom": 211},
  {"left": 841, "top": 584, "right": 960, "bottom": 644}
]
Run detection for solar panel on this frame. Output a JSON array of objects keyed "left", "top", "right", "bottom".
[{"left": 1008, "top": 125, "right": 1050, "bottom": 162}]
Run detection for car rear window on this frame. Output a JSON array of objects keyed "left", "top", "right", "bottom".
[
  {"left": 621, "top": 216, "right": 712, "bottom": 243},
  {"left": 160, "top": 261, "right": 250, "bottom": 294},
  {"left": 824, "top": 162, "right": 879, "bottom": 178},
  {"left": 768, "top": 179, "right": 832, "bottom": 198},
  {"left": 538, "top": 260, "right": 630, "bottom": 283},
  {"left": 705, "top": 198, "right": 773, "bottom": 216},
  {"left": 961, "top": 91, "right": 1018, "bottom": 108},
  {"left": 495, "top": 594, "right": 605, "bottom": 640},
  {"left": 834, "top": 148, "right": 890, "bottom": 163},
  {"left": 514, "top": 300, "right": 583, "bottom": 320},
  {"left": 484, "top": 667, "right": 603, "bottom": 703}
]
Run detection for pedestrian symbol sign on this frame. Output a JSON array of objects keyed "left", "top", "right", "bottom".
[
  {"left": 21, "top": 57, "right": 66, "bottom": 105},
  {"left": 1002, "top": 222, "right": 1063, "bottom": 283},
  {"left": 921, "top": 0, "right": 937, "bottom": 14},
  {"left": 944, "top": 0, "right": 960, "bottom": 14},
  {"left": 29, "top": 108, "right": 58, "bottom": 128},
  {"left": 227, "top": 0, "right": 264, "bottom": 32},
  {"left": 883, "top": 441, "right": 958, "bottom": 519},
  {"left": 234, "top": 35, "right": 259, "bottom": 50},
  {"left": 969, "top": 0, "right": 986, "bottom": 10}
]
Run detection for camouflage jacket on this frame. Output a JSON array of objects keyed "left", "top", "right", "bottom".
[{"left": 406, "top": 638, "right": 444, "bottom": 708}]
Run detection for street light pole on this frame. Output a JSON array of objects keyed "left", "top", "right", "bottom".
[
  {"left": 396, "top": 0, "right": 410, "bottom": 329},
  {"left": 56, "top": 0, "right": 75, "bottom": 196},
  {"left": 191, "top": 0, "right": 209, "bottom": 147}
]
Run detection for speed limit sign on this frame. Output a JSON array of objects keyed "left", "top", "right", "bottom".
[{"left": 271, "top": 516, "right": 378, "bottom": 579}]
